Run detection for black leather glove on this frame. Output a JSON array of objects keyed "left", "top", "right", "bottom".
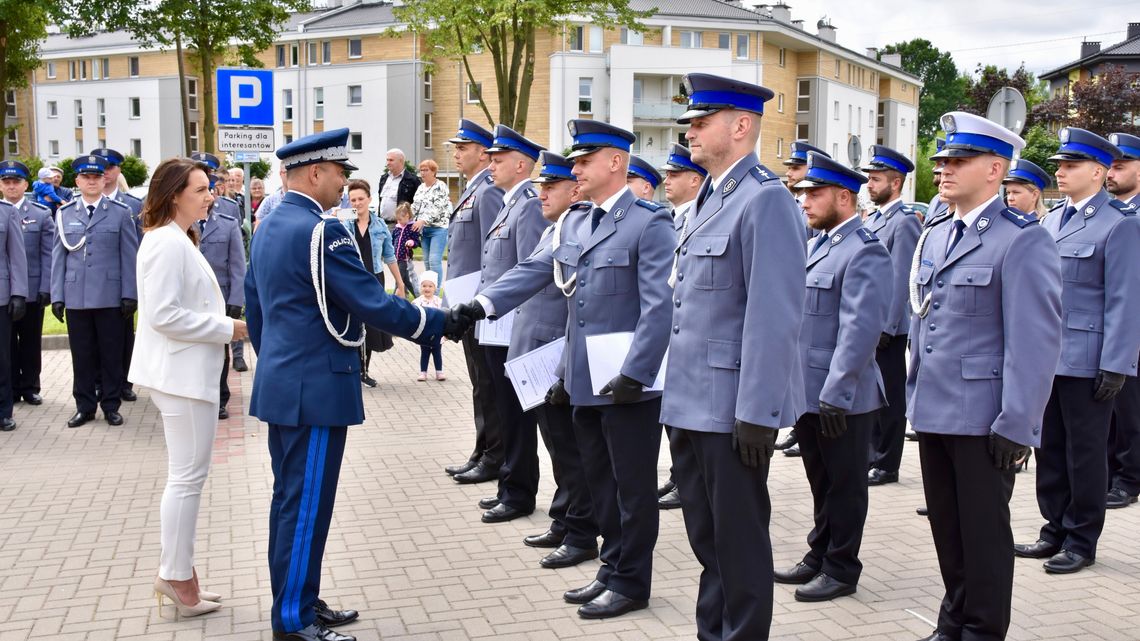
[
  {"left": 731, "top": 420, "right": 778, "bottom": 468},
  {"left": 546, "top": 379, "right": 570, "bottom": 406},
  {"left": 52, "top": 302, "right": 65, "bottom": 323},
  {"left": 599, "top": 373, "right": 643, "bottom": 404},
  {"left": 121, "top": 298, "right": 137, "bottom": 318},
  {"left": 1093, "top": 370, "right": 1126, "bottom": 403},
  {"left": 225, "top": 304, "right": 243, "bottom": 319},
  {"left": 988, "top": 431, "right": 1031, "bottom": 470},
  {"left": 818, "top": 400, "right": 849, "bottom": 439},
  {"left": 8, "top": 296, "right": 25, "bottom": 321},
  {"left": 442, "top": 305, "right": 473, "bottom": 342},
  {"left": 877, "top": 332, "right": 891, "bottom": 351},
  {"left": 36, "top": 292, "right": 50, "bottom": 307},
  {"left": 454, "top": 300, "right": 487, "bottom": 322}
]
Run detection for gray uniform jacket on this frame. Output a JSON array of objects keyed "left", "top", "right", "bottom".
[
  {"left": 0, "top": 201, "right": 28, "bottom": 304},
  {"left": 476, "top": 180, "right": 548, "bottom": 294},
  {"left": 448, "top": 168, "right": 505, "bottom": 279},
  {"left": 112, "top": 190, "right": 144, "bottom": 240},
  {"left": 51, "top": 197, "right": 139, "bottom": 309},
  {"left": 479, "top": 187, "right": 674, "bottom": 407},
  {"left": 906, "top": 199, "right": 1062, "bottom": 447},
  {"left": 927, "top": 194, "right": 949, "bottom": 221},
  {"left": 801, "top": 217, "right": 892, "bottom": 415},
  {"left": 866, "top": 200, "right": 922, "bottom": 337},
  {"left": 14, "top": 199, "right": 54, "bottom": 297},
  {"left": 507, "top": 223, "right": 571, "bottom": 361},
  {"left": 660, "top": 154, "right": 807, "bottom": 433},
  {"left": 1041, "top": 190, "right": 1140, "bottom": 378},
  {"left": 199, "top": 208, "right": 247, "bottom": 307}
]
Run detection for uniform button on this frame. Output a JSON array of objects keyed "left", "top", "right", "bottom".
[
  {"left": 844, "top": 393, "right": 852, "bottom": 400},
  {"left": 992, "top": 368, "right": 999, "bottom": 375},
  {"left": 673, "top": 325, "right": 680, "bottom": 334},
  {"left": 814, "top": 278, "right": 820, "bottom": 284},
  {"left": 578, "top": 320, "right": 585, "bottom": 327},
  {"left": 771, "top": 410, "right": 779, "bottom": 417},
  {"left": 681, "top": 247, "right": 688, "bottom": 255},
  {"left": 705, "top": 245, "right": 712, "bottom": 252},
  {"left": 925, "top": 345, "right": 933, "bottom": 353},
  {"left": 933, "top": 302, "right": 941, "bottom": 310},
  {"left": 607, "top": 257, "right": 613, "bottom": 264},
  {"left": 966, "top": 275, "right": 973, "bottom": 282},
  {"left": 1072, "top": 249, "right": 1079, "bottom": 255},
  {"left": 929, "top": 323, "right": 935, "bottom": 331},
  {"left": 936, "top": 280, "right": 944, "bottom": 288},
  {"left": 735, "top": 359, "right": 741, "bottom": 366},
  {"left": 1089, "top": 324, "right": 1095, "bottom": 330},
  {"left": 583, "top": 259, "right": 590, "bottom": 266},
  {"left": 675, "top": 299, "right": 681, "bottom": 308},
  {"left": 577, "top": 300, "right": 584, "bottom": 307},
  {"left": 677, "top": 273, "right": 683, "bottom": 281},
  {"left": 580, "top": 280, "right": 586, "bottom": 286},
  {"left": 1033, "top": 426, "right": 1041, "bottom": 435}
]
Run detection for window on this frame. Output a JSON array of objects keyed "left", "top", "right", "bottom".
[
  {"left": 189, "top": 121, "right": 199, "bottom": 152},
  {"left": 589, "top": 26, "right": 603, "bottom": 53},
  {"left": 74, "top": 100, "right": 83, "bottom": 127},
  {"left": 423, "top": 112, "right": 432, "bottom": 149},
  {"left": 777, "top": 93, "right": 784, "bottom": 113},
  {"left": 680, "top": 31, "right": 701, "bottom": 48},
  {"left": 348, "top": 38, "right": 362, "bottom": 59},
  {"left": 307, "top": 42, "right": 317, "bottom": 66},
  {"left": 98, "top": 137, "right": 106, "bottom": 148},
  {"left": 776, "top": 137, "right": 783, "bottom": 158},
  {"left": 569, "top": 26, "right": 584, "bottom": 51},
  {"left": 832, "top": 142, "right": 839, "bottom": 157},
  {"left": 69, "top": 61, "right": 77, "bottom": 81},
  {"left": 102, "top": 58, "right": 110, "bottom": 79},
  {"left": 833, "top": 100, "right": 839, "bottom": 121},
  {"left": 97, "top": 98, "right": 106, "bottom": 126},
  {"left": 129, "top": 56, "right": 139, "bottom": 77},
  {"left": 129, "top": 97, "right": 141, "bottom": 119},
  {"left": 6, "top": 130, "right": 17, "bottom": 156},
  {"left": 857, "top": 107, "right": 863, "bottom": 131},
  {"left": 187, "top": 78, "right": 198, "bottom": 111},
  {"left": 5, "top": 90, "right": 15, "bottom": 118},
  {"left": 276, "top": 45, "right": 286, "bottom": 68},
  {"left": 834, "top": 59, "right": 840, "bottom": 78},
  {"left": 877, "top": 101, "right": 885, "bottom": 128},
  {"left": 47, "top": 101, "right": 58, "bottom": 118},
  {"left": 423, "top": 71, "right": 432, "bottom": 101},
  {"left": 313, "top": 87, "right": 324, "bottom": 121},
  {"left": 282, "top": 89, "right": 293, "bottom": 121},
  {"left": 718, "top": 33, "right": 730, "bottom": 50},
  {"left": 796, "top": 79, "right": 810, "bottom": 113},
  {"left": 49, "top": 140, "right": 59, "bottom": 157},
  {"left": 578, "top": 77, "right": 593, "bottom": 113},
  {"left": 92, "top": 58, "right": 101, "bottom": 80},
  {"left": 47, "top": 62, "right": 56, "bottom": 79},
  {"left": 467, "top": 82, "right": 482, "bottom": 104},
  {"left": 620, "top": 28, "right": 643, "bottom": 46},
  {"left": 80, "top": 60, "right": 88, "bottom": 81},
  {"left": 130, "top": 139, "right": 142, "bottom": 157},
  {"left": 75, "top": 139, "right": 83, "bottom": 155},
  {"left": 848, "top": 104, "right": 853, "bottom": 132},
  {"left": 348, "top": 85, "right": 362, "bottom": 105},
  {"left": 796, "top": 123, "right": 809, "bottom": 140},
  {"left": 632, "top": 78, "right": 643, "bottom": 104},
  {"left": 778, "top": 47, "right": 786, "bottom": 67},
  {"left": 868, "top": 110, "right": 874, "bottom": 128},
  {"left": 290, "top": 44, "right": 299, "bottom": 67},
  {"left": 736, "top": 34, "right": 749, "bottom": 59},
  {"left": 349, "top": 132, "right": 362, "bottom": 152},
  {"left": 322, "top": 41, "right": 331, "bottom": 64}
]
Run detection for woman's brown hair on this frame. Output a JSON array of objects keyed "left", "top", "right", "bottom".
[
  {"left": 347, "top": 178, "right": 371, "bottom": 197},
  {"left": 142, "top": 158, "right": 213, "bottom": 245}
]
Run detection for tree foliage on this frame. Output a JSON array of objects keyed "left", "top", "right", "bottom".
[
  {"left": 913, "top": 140, "right": 937, "bottom": 204},
  {"left": 0, "top": 1, "right": 51, "bottom": 133},
  {"left": 1032, "top": 65, "right": 1140, "bottom": 136},
  {"left": 56, "top": 158, "right": 77, "bottom": 188},
  {"left": 959, "top": 63, "right": 1048, "bottom": 129},
  {"left": 395, "top": 0, "right": 652, "bottom": 134},
  {"left": 880, "top": 39, "right": 967, "bottom": 146},
  {"left": 120, "top": 155, "right": 149, "bottom": 187},
  {"left": 1018, "top": 124, "right": 1060, "bottom": 175}
]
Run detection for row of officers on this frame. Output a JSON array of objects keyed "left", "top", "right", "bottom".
[
  {"left": 421, "top": 73, "right": 1140, "bottom": 641},
  {"left": 0, "top": 149, "right": 246, "bottom": 431}
]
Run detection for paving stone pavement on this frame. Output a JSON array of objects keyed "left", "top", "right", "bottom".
[{"left": 2, "top": 341, "right": 1140, "bottom": 640}]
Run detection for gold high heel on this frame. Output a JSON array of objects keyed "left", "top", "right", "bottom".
[{"left": 154, "top": 578, "right": 221, "bottom": 619}]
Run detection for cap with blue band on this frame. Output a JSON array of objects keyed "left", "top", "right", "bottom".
[
  {"left": 89, "top": 148, "right": 124, "bottom": 166},
  {"left": 566, "top": 120, "right": 636, "bottom": 160},
  {"left": 785, "top": 141, "right": 829, "bottom": 167},
  {"left": 485, "top": 124, "right": 544, "bottom": 161},
  {"left": 860, "top": 144, "right": 914, "bottom": 174},
  {"left": 1049, "top": 127, "right": 1121, "bottom": 167},
  {"left": 659, "top": 143, "right": 706, "bottom": 177},
  {"left": 533, "top": 150, "right": 577, "bottom": 183},
  {"left": 448, "top": 118, "right": 495, "bottom": 148},
  {"left": 1109, "top": 132, "right": 1140, "bottom": 161},
  {"left": 0, "top": 160, "right": 30, "bottom": 180},
  {"left": 627, "top": 155, "right": 662, "bottom": 189},
  {"left": 677, "top": 73, "right": 774, "bottom": 124},
  {"left": 931, "top": 111, "right": 1025, "bottom": 161},
  {"left": 276, "top": 127, "right": 359, "bottom": 171},
  {"left": 72, "top": 155, "right": 108, "bottom": 175},
  {"left": 1003, "top": 159, "right": 1050, "bottom": 191},
  {"left": 190, "top": 152, "right": 222, "bottom": 170},
  {"left": 794, "top": 152, "right": 868, "bottom": 193}
]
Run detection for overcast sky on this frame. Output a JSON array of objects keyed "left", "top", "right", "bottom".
[{"left": 768, "top": 0, "right": 1136, "bottom": 77}]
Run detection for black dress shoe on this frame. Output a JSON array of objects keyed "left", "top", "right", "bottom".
[
  {"left": 658, "top": 487, "right": 682, "bottom": 510},
  {"left": 478, "top": 496, "right": 500, "bottom": 510},
  {"left": 1014, "top": 539, "right": 1060, "bottom": 559},
  {"left": 867, "top": 468, "right": 899, "bottom": 486},
  {"left": 577, "top": 589, "right": 648, "bottom": 619},
  {"left": 481, "top": 502, "right": 533, "bottom": 523},
  {"left": 1106, "top": 487, "right": 1138, "bottom": 509},
  {"left": 793, "top": 572, "right": 856, "bottom": 602},
  {"left": 445, "top": 460, "right": 478, "bottom": 476},
  {"left": 272, "top": 622, "right": 355, "bottom": 641},
  {"left": 905, "top": 430, "right": 918, "bottom": 441},
  {"left": 233, "top": 357, "right": 249, "bottom": 372},
  {"left": 775, "top": 430, "right": 798, "bottom": 450},
  {"left": 540, "top": 544, "right": 598, "bottom": 569},
  {"left": 105, "top": 411, "right": 125, "bottom": 426},
  {"left": 783, "top": 442, "right": 801, "bottom": 457},
  {"left": 314, "top": 599, "right": 359, "bottom": 627},
  {"left": 1043, "top": 549, "right": 1093, "bottom": 574},
  {"left": 0, "top": 417, "right": 15, "bottom": 431},
  {"left": 121, "top": 388, "right": 137, "bottom": 402},
  {"left": 218, "top": 407, "right": 230, "bottom": 420},
  {"left": 67, "top": 412, "right": 96, "bottom": 428},
  {"left": 563, "top": 580, "right": 607, "bottom": 604},
  {"left": 657, "top": 480, "right": 676, "bottom": 498},
  {"left": 454, "top": 461, "right": 498, "bottom": 484},
  {"left": 360, "top": 374, "right": 377, "bottom": 388},
  {"left": 917, "top": 631, "right": 955, "bottom": 641},
  {"left": 916, "top": 506, "right": 929, "bottom": 516},
  {"left": 523, "top": 529, "right": 564, "bottom": 548},
  {"left": 774, "top": 561, "right": 818, "bottom": 585},
  {"left": 23, "top": 393, "right": 43, "bottom": 405}
]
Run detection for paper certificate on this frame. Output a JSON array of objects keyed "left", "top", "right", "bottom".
[
  {"left": 504, "top": 338, "right": 567, "bottom": 411},
  {"left": 476, "top": 309, "right": 516, "bottom": 347},
  {"left": 441, "top": 270, "right": 480, "bottom": 307},
  {"left": 585, "top": 332, "right": 668, "bottom": 395}
]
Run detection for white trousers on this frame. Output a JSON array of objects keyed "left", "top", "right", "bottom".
[{"left": 152, "top": 388, "right": 219, "bottom": 581}]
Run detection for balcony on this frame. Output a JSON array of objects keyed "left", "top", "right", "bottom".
[{"left": 632, "top": 101, "right": 686, "bottom": 122}]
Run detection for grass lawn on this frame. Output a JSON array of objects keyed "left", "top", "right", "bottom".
[{"left": 44, "top": 313, "right": 65, "bottom": 336}]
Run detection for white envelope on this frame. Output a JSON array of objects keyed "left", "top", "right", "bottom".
[
  {"left": 585, "top": 331, "right": 668, "bottom": 395},
  {"left": 441, "top": 270, "right": 480, "bottom": 307}
]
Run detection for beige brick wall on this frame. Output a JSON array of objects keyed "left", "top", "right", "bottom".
[{"left": 759, "top": 39, "right": 799, "bottom": 171}]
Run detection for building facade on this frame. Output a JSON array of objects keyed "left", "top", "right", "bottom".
[{"left": 1040, "top": 22, "right": 1140, "bottom": 99}]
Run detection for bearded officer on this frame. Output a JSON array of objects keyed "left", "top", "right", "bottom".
[{"left": 626, "top": 155, "right": 661, "bottom": 201}]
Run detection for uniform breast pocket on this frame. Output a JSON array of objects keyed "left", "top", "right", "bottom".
[
  {"left": 707, "top": 339, "right": 742, "bottom": 424},
  {"left": 948, "top": 266, "right": 994, "bottom": 315},
  {"left": 329, "top": 352, "right": 359, "bottom": 375},
  {"left": 452, "top": 209, "right": 473, "bottom": 239},
  {"left": 1063, "top": 310, "right": 1103, "bottom": 370},
  {"left": 490, "top": 226, "right": 512, "bottom": 260},
  {"left": 1057, "top": 242, "right": 1096, "bottom": 283},
  {"left": 591, "top": 248, "right": 631, "bottom": 295},
  {"left": 690, "top": 234, "right": 732, "bottom": 290},
  {"left": 805, "top": 272, "right": 837, "bottom": 316}
]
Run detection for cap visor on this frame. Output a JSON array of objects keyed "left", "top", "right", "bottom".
[
  {"left": 448, "top": 136, "right": 477, "bottom": 145},
  {"left": 677, "top": 107, "right": 719, "bottom": 124},
  {"left": 1048, "top": 152, "right": 1099, "bottom": 164},
  {"left": 336, "top": 160, "right": 359, "bottom": 171},
  {"left": 793, "top": 179, "right": 832, "bottom": 190},
  {"left": 532, "top": 175, "right": 572, "bottom": 184},
  {"left": 930, "top": 147, "right": 984, "bottom": 160},
  {"left": 566, "top": 146, "right": 605, "bottom": 160},
  {"left": 782, "top": 158, "right": 806, "bottom": 166}
]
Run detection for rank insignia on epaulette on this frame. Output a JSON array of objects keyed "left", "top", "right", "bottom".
[
  {"left": 754, "top": 166, "right": 769, "bottom": 179},
  {"left": 977, "top": 217, "right": 989, "bottom": 230},
  {"left": 723, "top": 178, "right": 737, "bottom": 194},
  {"left": 524, "top": 188, "right": 536, "bottom": 199}
]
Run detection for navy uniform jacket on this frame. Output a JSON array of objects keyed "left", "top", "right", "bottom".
[
  {"left": 801, "top": 218, "right": 891, "bottom": 414},
  {"left": 13, "top": 199, "right": 54, "bottom": 298},
  {"left": 0, "top": 201, "right": 28, "bottom": 304},
  {"left": 448, "top": 168, "right": 505, "bottom": 279},
  {"left": 907, "top": 199, "right": 1062, "bottom": 447},
  {"left": 51, "top": 197, "right": 138, "bottom": 309},
  {"left": 661, "top": 154, "right": 806, "bottom": 432},
  {"left": 479, "top": 188, "right": 674, "bottom": 406},
  {"left": 1041, "top": 191, "right": 1140, "bottom": 378},
  {"left": 508, "top": 224, "right": 571, "bottom": 361},
  {"left": 245, "top": 192, "right": 445, "bottom": 428},
  {"left": 111, "top": 190, "right": 144, "bottom": 240},
  {"left": 476, "top": 180, "right": 548, "bottom": 294},
  {"left": 866, "top": 200, "right": 922, "bottom": 337},
  {"left": 199, "top": 208, "right": 247, "bottom": 307}
]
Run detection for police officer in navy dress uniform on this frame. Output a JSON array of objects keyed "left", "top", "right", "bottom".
[
  {"left": 192, "top": 154, "right": 247, "bottom": 421},
  {"left": 1, "top": 160, "right": 53, "bottom": 408},
  {"left": 626, "top": 155, "right": 661, "bottom": 201},
  {"left": 52, "top": 156, "right": 139, "bottom": 428},
  {"left": 245, "top": 128, "right": 468, "bottom": 641},
  {"left": 458, "top": 119, "right": 674, "bottom": 620},
  {"left": 1014, "top": 128, "right": 1140, "bottom": 575},
  {"left": 0, "top": 171, "right": 27, "bottom": 432},
  {"left": 861, "top": 145, "right": 922, "bottom": 486},
  {"left": 444, "top": 120, "right": 508, "bottom": 484},
  {"left": 910, "top": 112, "right": 1062, "bottom": 641}
]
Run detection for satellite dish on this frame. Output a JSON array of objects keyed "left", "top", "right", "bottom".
[
  {"left": 986, "top": 87, "right": 1027, "bottom": 135},
  {"left": 848, "top": 135, "right": 862, "bottom": 167}
]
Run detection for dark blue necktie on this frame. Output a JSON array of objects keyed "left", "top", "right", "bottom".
[
  {"left": 86, "top": 205, "right": 95, "bottom": 219},
  {"left": 810, "top": 232, "right": 829, "bottom": 256},
  {"left": 946, "top": 219, "right": 966, "bottom": 257},
  {"left": 590, "top": 206, "right": 606, "bottom": 232},
  {"left": 198, "top": 219, "right": 206, "bottom": 234},
  {"left": 1060, "top": 205, "right": 1077, "bottom": 228}
]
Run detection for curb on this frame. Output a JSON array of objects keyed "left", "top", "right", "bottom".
[{"left": 44, "top": 334, "right": 69, "bottom": 351}]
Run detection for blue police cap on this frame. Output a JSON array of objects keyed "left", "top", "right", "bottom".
[
  {"left": 190, "top": 152, "right": 223, "bottom": 170},
  {"left": 485, "top": 124, "right": 544, "bottom": 161},
  {"left": 658, "top": 143, "right": 706, "bottom": 177},
  {"left": 566, "top": 120, "right": 636, "bottom": 160},
  {"left": 627, "top": 155, "right": 662, "bottom": 189},
  {"left": 448, "top": 119, "right": 495, "bottom": 148},
  {"left": 1050, "top": 127, "right": 1120, "bottom": 167},
  {"left": 1108, "top": 132, "right": 1140, "bottom": 161},
  {"left": 794, "top": 152, "right": 868, "bottom": 193},
  {"left": 276, "top": 127, "right": 359, "bottom": 171},
  {"left": 532, "top": 150, "right": 577, "bottom": 184},
  {"left": 860, "top": 145, "right": 915, "bottom": 174},
  {"left": 784, "top": 141, "right": 830, "bottom": 166},
  {"left": 932, "top": 112, "right": 1025, "bottom": 160},
  {"left": 1003, "top": 159, "right": 1050, "bottom": 191},
  {"left": 72, "top": 155, "right": 108, "bottom": 175},
  {"left": 89, "top": 148, "right": 124, "bottom": 166},
  {"left": 677, "top": 73, "right": 775, "bottom": 124},
  {"left": 935, "top": 138, "right": 946, "bottom": 152},
  {"left": 0, "top": 160, "right": 30, "bottom": 180}
]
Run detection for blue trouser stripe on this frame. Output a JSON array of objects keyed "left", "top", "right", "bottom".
[{"left": 282, "top": 425, "right": 329, "bottom": 631}]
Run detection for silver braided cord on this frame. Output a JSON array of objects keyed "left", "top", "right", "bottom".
[
  {"left": 909, "top": 224, "right": 935, "bottom": 319},
  {"left": 668, "top": 204, "right": 692, "bottom": 289},
  {"left": 56, "top": 209, "right": 87, "bottom": 253},
  {"left": 552, "top": 211, "right": 577, "bottom": 297},
  {"left": 310, "top": 219, "right": 366, "bottom": 348}
]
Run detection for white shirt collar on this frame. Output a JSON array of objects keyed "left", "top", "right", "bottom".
[
  {"left": 878, "top": 197, "right": 903, "bottom": 214},
  {"left": 291, "top": 190, "right": 326, "bottom": 213},
  {"left": 10, "top": 197, "right": 25, "bottom": 210},
  {"left": 80, "top": 195, "right": 104, "bottom": 209},
  {"left": 1068, "top": 192, "right": 1096, "bottom": 213},
  {"left": 711, "top": 154, "right": 750, "bottom": 191},
  {"left": 105, "top": 188, "right": 120, "bottom": 201},
  {"left": 674, "top": 199, "right": 695, "bottom": 217},
  {"left": 599, "top": 185, "right": 631, "bottom": 213},
  {"left": 825, "top": 212, "right": 861, "bottom": 237},
  {"left": 956, "top": 193, "right": 1001, "bottom": 229},
  {"left": 502, "top": 179, "right": 529, "bottom": 203}
]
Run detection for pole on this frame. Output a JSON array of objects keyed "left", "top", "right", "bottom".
[
  {"left": 175, "top": 31, "right": 192, "bottom": 154},
  {"left": 243, "top": 161, "right": 252, "bottom": 230}
]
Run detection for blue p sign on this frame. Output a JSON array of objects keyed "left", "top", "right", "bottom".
[{"left": 216, "top": 68, "right": 275, "bottom": 127}]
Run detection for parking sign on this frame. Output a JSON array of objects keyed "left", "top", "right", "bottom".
[{"left": 216, "top": 68, "right": 274, "bottom": 127}]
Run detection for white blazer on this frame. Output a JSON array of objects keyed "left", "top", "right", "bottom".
[{"left": 129, "top": 222, "right": 235, "bottom": 404}]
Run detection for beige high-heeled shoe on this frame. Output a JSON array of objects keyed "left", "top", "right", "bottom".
[
  {"left": 154, "top": 578, "right": 221, "bottom": 619},
  {"left": 192, "top": 568, "right": 222, "bottom": 602}
]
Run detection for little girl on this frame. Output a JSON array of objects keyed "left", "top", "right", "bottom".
[{"left": 412, "top": 271, "right": 445, "bottom": 381}]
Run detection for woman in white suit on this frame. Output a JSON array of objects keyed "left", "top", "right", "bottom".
[{"left": 129, "top": 158, "right": 248, "bottom": 618}]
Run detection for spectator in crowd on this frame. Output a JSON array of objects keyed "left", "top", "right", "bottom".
[
  {"left": 393, "top": 203, "right": 421, "bottom": 297},
  {"left": 226, "top": 166, "right": 246, "bottom": 214},
  {"left": 249, "top": 178, "right": 265, "bottom": 216},
  {"left": 50, "top": 167, "right": 73, "bottom": 204},
  {"left": 32, "top": 168, "right": 61, "bottom": 212},
  {"left": 411, "top": 159, "right": 451, "bottom": 282},
  {"left": 412, "top": 271, "right": 444, "bottom": 381},
  {"left": 376, "top": 148, "right": 421, "bottom": 225},
  {"left": 254, "top": 165, "right": 287, "bottom": 230}
]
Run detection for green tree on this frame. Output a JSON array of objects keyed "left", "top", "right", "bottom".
[
  {"left": 1033, "top": 65, "right": 1140, "bottom": 136},
  {"left": 913, "top": 140, "right": 937, "bottom": 204},
  {"left": 395, "top": 0, "right": 652, "bottom": 134},
  {"left": 0, "top": 1, "right": 51, "bottom": 134},
  {"left": 120, "top": 156, "right": 149, "bottom": 187},
  {"left": 57, "top": 158, "right": 76, "bottom": 188},
  {"left": 959, "top": 63, "right": 1048, "bottom": 129},
  {"left": 248, "top": 158, "right": 271, "bottom": 180},
  {"left": 879, "top": 39, "right": 967, "bottom": 146},
  {"left": 1019, "top": 124, "right": 1060, "bottom": 174},
  {"left": 18, "top": 156, "right": 44, "bottom": 181}
]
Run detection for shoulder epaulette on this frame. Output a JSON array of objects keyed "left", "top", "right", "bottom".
[
  {"left": 483, "top": 173, "right": 494, "bottom": 185},
  {"left": 217, "top": 213, "right": 237, "bottom": 222},
  {"left": 900, "top": 205, "right": 916, "bottom": 216},
  {"left": 523, "top": 187, "right": 537, "bottom": 199},
  {"left": 749, "top": 164, "right": 780, "bottom": 184},
  {"left": 569, "top": 201, "right": 593, "bottom": 212},
  {"left": 924, "top": 208, "right": 953, "bottom": 229},
  {"left": 1048, "top": 200, "right": 1065, "bottom": 213},
  {"left": 220, "top": 196, "right": 237, "bottom": 204},
  {"left": 28, "top": 201, "right": 50, "bottom": 213},
  {"left": 105, "top": 198, "right": 130, "bottom": 210},
  {"left": 122, "top": 192, "right": 142, "bottom": 202},
  {"left": 856, "top": 227, "right": 878, "bottom": 243},
  {"left": 637, "top": 198, "right": 665, "bottom": 212},
  {"left": 1108, "top": 199, "right": 1137, "bottom": 215},
  {"left": 1001, "top": 207, "right": 1038, "bottom": 228}
]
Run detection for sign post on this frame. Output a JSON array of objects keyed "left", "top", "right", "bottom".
[{"left": 216, "top": 68, "right": 275, "bottom": 228}]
